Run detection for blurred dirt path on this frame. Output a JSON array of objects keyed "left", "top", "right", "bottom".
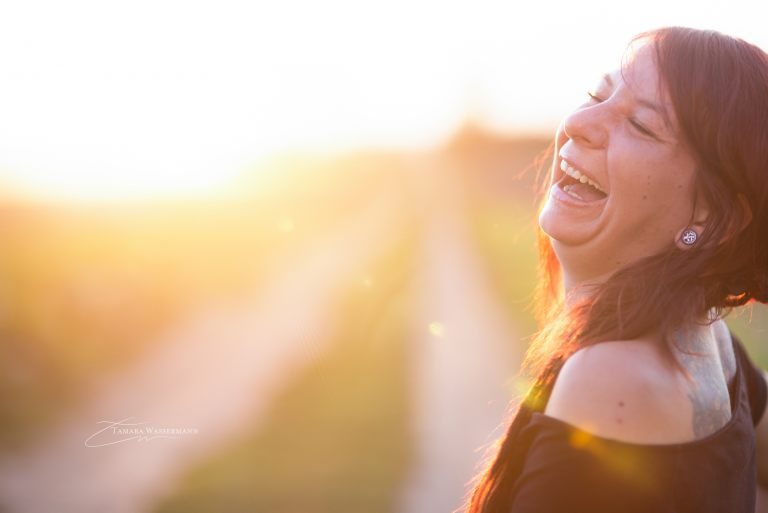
[
  {"left": 0, "top": 187, "right": 410, "bottom": 513},
  {"left": 397, "top": 152, "right": 525, "bottom": 513}
]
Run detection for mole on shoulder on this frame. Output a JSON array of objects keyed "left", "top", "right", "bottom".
[
  {"left": 616, "top": 417, "right": 623, "bottom": 424},
  {"left": 618, "top": 401, "right": 625, "bottom": 407}
]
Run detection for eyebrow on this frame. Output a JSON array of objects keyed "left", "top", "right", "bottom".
[{"left": 602, "top": 73, "right": 673, "bottom": 132}]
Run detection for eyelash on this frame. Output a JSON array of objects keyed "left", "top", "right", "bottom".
[{"left": 586, "top": 91, "right": 655, "bottom": 137}]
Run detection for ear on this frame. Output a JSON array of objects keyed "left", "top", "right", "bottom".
[
  {"left": 674, "top": 187, "right": 710, "bottom": 251},
  {"left": 674, "top": 223, "right": 706, "bottom": 251},
  {"left": 674, "top": 192, "right": 752, "bottom": 251}
]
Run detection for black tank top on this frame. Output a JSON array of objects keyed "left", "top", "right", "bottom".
[{"left": 508, "top": 331, "right": 767, "bottom": 513}]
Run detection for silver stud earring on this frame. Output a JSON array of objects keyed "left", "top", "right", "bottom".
[{"left": 681, "top": 229, "right": 698, "bottom": 246}]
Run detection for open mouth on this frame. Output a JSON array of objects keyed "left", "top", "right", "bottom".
[{"left": 555, "top": 160, "right": 608, "bottom": 203}]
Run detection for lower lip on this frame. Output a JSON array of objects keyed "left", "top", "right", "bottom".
[{"left": 549, "top": 181, "right": 609, "bottom": 208}]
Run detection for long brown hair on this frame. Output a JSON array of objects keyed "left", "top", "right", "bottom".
[{"left": 461, "top": 26, "right": 768, "bottom": 513}]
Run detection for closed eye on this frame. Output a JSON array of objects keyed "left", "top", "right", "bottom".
[
  {"left": 586, "top": 91, "right": 658, "bottom": 139},
  {"left": 628, "top": 119, "right": 655, "bottom": 137}
]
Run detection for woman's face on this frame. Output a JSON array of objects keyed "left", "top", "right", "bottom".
[{"left": 538, "top": 42, "right": 705, "bottom": 292}]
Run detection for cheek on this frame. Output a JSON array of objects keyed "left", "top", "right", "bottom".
[
  {"left": 612, "top": 160, "right": 694, "bottom": 226},
  {"left": 644, "top": 173, "right": 684, "bottom": 208},
  {"left": 646, "top": 162, "right": 696, "bottom": 216}
]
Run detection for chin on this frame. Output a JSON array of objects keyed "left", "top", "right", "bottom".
[
  {"left": 538, "top": 204, "right": 619, "bottom": 279},
  {"left": 538, "top": 198, "right": 599, "bottom": 247}
]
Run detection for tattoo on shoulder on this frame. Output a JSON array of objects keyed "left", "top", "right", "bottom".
[{"left": 674, "top": 331, "right": 732, "bottom": 438}]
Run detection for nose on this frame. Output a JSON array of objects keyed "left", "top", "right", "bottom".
[{"left": 562, "top": 103, "right": 609, "bottom": 149}]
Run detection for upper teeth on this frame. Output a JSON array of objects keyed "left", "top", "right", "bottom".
[{"left": 559, "top": 159, "right": 607, "bottom": 194}]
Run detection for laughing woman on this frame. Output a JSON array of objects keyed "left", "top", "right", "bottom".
[{"left": 464, "top": 27, "right": 768, "bottom": 513}]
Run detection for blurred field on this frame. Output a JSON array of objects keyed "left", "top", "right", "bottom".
[
  {"left": 451, "top": 125, "right": 548, "bottom": 346},
  {"left": 153, "top": 228, "right": 418, "bottom": 513},
  {"left": 0, "top": 149, "right": 408, "bottom": 451}
]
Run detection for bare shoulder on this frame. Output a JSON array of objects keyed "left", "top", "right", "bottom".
[{"left": 543, "top": 341, "right": 699, "bottom": 445}]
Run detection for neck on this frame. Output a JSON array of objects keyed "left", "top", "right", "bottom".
[
  {"left": 561, "top": 270, "right": 726, "bottom": 345},
  {"left": 562, "top": 269, "right": 614, "bottom": 310}
]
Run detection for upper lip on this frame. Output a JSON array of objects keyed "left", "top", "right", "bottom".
[{"left": 558, "top": 154, "right": 607, "bottom": 194}]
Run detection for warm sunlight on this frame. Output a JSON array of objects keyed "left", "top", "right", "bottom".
[
  {"left": 0, "top": 0, "right": 763, "bottom": 202},
  {"left": 2, "top": 7, "right": 767, "bottom": 512}
]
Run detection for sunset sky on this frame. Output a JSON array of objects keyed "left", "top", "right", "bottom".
[{"left": 0, "top": 0, "right": 764, "bottom": 201}]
